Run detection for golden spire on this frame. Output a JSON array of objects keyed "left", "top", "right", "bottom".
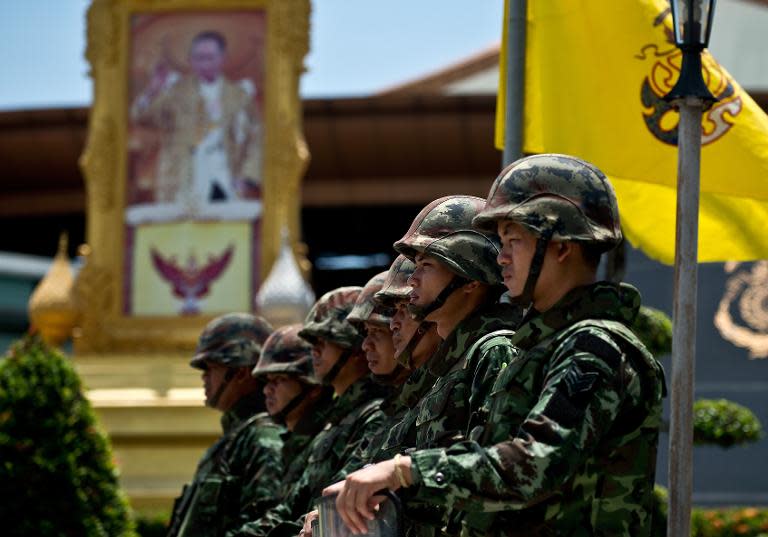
[{"left": 28, "top": 233, "right": 78, "bottom": 346}]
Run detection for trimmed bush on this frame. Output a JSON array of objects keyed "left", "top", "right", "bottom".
[
  {"left": 693, "top": 399, "right": 763, "bottom": 448},
  {"left": 632, "top": 306, "right": 673, "bottom": 357},
  {"left": 692, "top": 507, "right": 768, "bottom": 537},
  {"left": 0, "top": 335, "right": 135, "bottom": 536},
  {"left": 135, "top": 513, "right": 169, "bottom": 537}
]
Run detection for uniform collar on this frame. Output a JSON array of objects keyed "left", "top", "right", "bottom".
[{"left": 510, "top": 281, "right": 642, "bottom": 351}]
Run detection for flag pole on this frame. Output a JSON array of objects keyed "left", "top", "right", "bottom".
[
  {"left": 502, "top": 0, "right": 526, "bottom": 166},
  {"left": 667, "top": 96, "right": 703, "bottom": 537}
]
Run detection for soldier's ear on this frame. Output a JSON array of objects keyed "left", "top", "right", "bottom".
[
  {"left": 462, "top": 280, "right": 481, "bottom": 293},
  {"left": 554, "top": 241, "right": 574, "bottom": 263}
]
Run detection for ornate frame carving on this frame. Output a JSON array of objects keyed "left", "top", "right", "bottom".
[{"left": 76, "top": 0, "right": 310, "bottom": 354}]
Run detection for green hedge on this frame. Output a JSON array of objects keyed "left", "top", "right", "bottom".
[
  {"left": 653, "top": 487, "right": 768, "bottom": 537},
  {"left": 0, "top": 335, "right": 136, "bottom": 537},
  {"left": 693, "top": 399, "right": 763, "bottom": 448},
  {"left": 631, "top": 305, "right": 674, "bottom": 357}
]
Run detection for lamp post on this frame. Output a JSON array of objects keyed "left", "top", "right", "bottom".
[{"left": 664, "top": 2, "right": 717, "bottom": 537}]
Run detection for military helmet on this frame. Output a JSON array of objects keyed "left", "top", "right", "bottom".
[
  {"left": 251, "top": 324, "right": 318, "bottom": 385},
  {"left": 473, "top": 154, "right": 622, "bottom": 251},
  {"left": 374, "top": 255, "right": 415, "bottom": 306},
  {"left": 190, "top": 313, "right": 273, "bottom": 370},
  {"left": 298, "top": 286, "right": 364, "bottom": 349},
  {"left": 393, "top": 195, "right": 502, "bottom": 285},
  {"left": 347, "top": 272, "right": 394, "bottom": 327}
]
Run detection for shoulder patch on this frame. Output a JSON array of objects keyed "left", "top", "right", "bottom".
[{"left": 573, "top": 332, "right": 621, "bottom": 369}]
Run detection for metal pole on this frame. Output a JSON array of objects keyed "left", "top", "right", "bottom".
[
  {"left": 667, "top": 96, "right": 703, "bottom": 537},
  {"left": 502, "top": 0, "right": 526, "bottom": 166}
]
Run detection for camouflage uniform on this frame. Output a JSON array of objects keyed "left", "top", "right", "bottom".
[
  {"left": 391, "top": 196, "right": 523, "bottom": 536},
  {"left": 229, "top": 325, "right": 335, "bottom": 536},
  {"left": 234, "top": 288, "right": 388, "bottom": 537},
  {"left": 404, "top": 154, "right": 666, "bottom": 536},
  {"left": 168, "top": 314, "right": 284, "bottom": 537},
  {"left": 335, "top": 263, "right": 439, "bottom": 479}
]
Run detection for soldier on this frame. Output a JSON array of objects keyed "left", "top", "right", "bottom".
[
  {"left": 234, "top": 287, "right": 387, "bottom": 537},
  {"left": 347, "top": 271, "right": 403, "bottom": 385},
  {"left": 167, "top": 313, "right": 283, "bottom": 537},
  {"left": 326, "top": 196, "right": 521, "bottom": 537},
  {"left": 328, "top": 154, "right": 666, "bottom": 537},
  {"left": 228, "top": 324, "right": 334, "bottom": 535}
]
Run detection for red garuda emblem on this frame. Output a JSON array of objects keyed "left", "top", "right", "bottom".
[
  {"left": 637, "top": 8, "right": 742, "bottom": 146},
  {"left": 150, "top": 245, "right": 234, "bottom": 315}
]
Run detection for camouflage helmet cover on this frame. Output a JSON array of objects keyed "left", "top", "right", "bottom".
[
  {"left": 393, "top": 195, "right": 502, "bottom": 285},
  {"left": 298, "top": 286, "right": 364, "bottom": 349},
  {"left": 374, "top": 255, "right": 415, "bottom": 306},
  {"left": 190, "top": 313, "right": 274, "bottom": 370},
  {"left": 251, "top": 324, "right": 318, "bottom": 385},
  {"left": 473, "top": 153, "right": 622, "bottom": 251},
  {"left": 347, "top": 271, "right": 394, "bottom": 327}
]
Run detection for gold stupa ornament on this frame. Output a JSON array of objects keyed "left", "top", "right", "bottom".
[
  {"left": 256, "top": 228, "right": 316, "bottom": 326},
  {"left": 28, "top": 234, "right": 78, "bottom": 346}
]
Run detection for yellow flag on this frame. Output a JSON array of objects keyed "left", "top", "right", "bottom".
[{"left": 497, "top": 0, "right": 768, "bottom": 264}]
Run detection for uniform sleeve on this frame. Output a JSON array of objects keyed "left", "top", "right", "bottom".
[
  {"left": 409, "top": 329, "right": 628, "bottom": 513},
  {"left": 466, "top": 340, "right": 513, "bottom": 434},
  {"left": 226, "top": 424, "right": 285, "bottom": 535}
]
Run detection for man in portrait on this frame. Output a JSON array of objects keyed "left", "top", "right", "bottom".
[{"left": 130, "top": 30, "right": 262, "bottom": 220}]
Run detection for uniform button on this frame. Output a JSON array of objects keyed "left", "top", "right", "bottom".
[{"left": 434, "top": 472, "right": 445, "bottom": 484}]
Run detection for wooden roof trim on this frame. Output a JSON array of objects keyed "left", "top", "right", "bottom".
[{"left": 375, "top": 44, "right": 500, "bottom": 97}]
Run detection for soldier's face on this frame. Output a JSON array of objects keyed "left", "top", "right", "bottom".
[
  {"left": 408, "top": 254, "right": 455, "bottom": 312},
  {"left": 496, "top": 220, "right": 538, "bottom": 297},
  {"left": 362, "top": 321, "right": 397, "bottom": 375},
  {"left": 263, "top": 374, "right": 303, "bottom": 416},
  {"left": 311, "top": 338, "right": 345, "bottom": 379},
  {"left": 201, "top": 362, "right": 234, "bottom": 410},
  {"left": 390, "top": 300, "right": 420, "bottom": 356},
  {"left": 189, "top": 38, "right": 225, "bottom": 82}
]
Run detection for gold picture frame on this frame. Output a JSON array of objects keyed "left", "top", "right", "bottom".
[{"left": 76, "top": 0, "right": 310, "bottom": 354}]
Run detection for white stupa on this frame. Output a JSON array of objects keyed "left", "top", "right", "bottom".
[{"left": 255, "top": 229, "right": 316, "bottom": 326}]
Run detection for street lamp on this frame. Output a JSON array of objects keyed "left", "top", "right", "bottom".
[
  {"left": 664, "top": 2, "right": 717, "bottom": 537},
  {"left": 666, "top": 0, "right": 717, "bottom": 102}
]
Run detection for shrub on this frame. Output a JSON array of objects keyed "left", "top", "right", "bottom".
[
  {"left": 631, "top": 306, "right": 673, "bottom": 357},
  {"left": 691, "top": 506, "right": 768, "bottom": 537},
  {"left": 652, "top": 486, "right": 768, "bottom": 537},
  {"left": 0, "top": 335, "right": 136, "bottom": 536},
  {"left": 135, "top": 512, "right": 169, "bottom": 537},
  {"left": 693, "top": 399, "right": 763, "bottom": 448}
]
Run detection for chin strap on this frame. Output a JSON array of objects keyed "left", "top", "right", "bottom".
[
  {"left": 407, "top": 276, "right": 470, "bottom": 321},
  {"left": 372, "top": 364, "right": 408, "bottom": 385},
  {"left": 272, "top": 384, "right": 310, "bottom": 425},
  {"left": 206, "top": 368, "right": 237, "bottom": 408},
  {"left": 395, "top": 321, "right": 429, "bottom": 368},
  {"left": 510, "top": 227, "right": 555, "bottom": 312},
  {"left": 321, "top": 348, "right": 353, "bottom": 385}
]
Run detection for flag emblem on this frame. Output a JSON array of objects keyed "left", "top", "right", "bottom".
[{"left": 638, "top": 8, "right": 743, "bottom": 146}]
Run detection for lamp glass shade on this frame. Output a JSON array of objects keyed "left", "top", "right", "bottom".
[{"left": 670, "top": 0, "right": 716, "bottom": 48}]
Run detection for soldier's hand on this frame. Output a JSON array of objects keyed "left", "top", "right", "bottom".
[
  {"left": 322, "top": 458, "right": 409, "bottom": 535},
  {"left": 301, "top": 510, "right": 318, "bottom": 537}
]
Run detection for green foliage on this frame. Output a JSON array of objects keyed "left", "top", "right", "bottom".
[
  {"left": 135, "top": 512, "right": 169, "bottom": 537},
  {"left": 631, "top": 306, "right": 673, "bottom": 357},
  {"left": 0, "top": 335, "right": 136, "bottom": 537},
  {"left": 691, "top": 507, "right": 768, "bottom": 537},
  {"left": 652, "top": 486, "right": 768, "bottom": 536},
  {"left": 693, "top": 399, "right": 763, "bottom": 448}
]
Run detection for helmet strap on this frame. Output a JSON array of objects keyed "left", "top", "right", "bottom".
[
  {"left": 371, "top": 363, "right": 407, "bottom": 385},
  {"left": 321, "top": 348, "right": 352, "bottom": 385},
  {"left": 206, "top": 368, "right": 237, "bottom": 408},
  {"left": 395, "top": 322, "right": 428, "bottom": 368},
  {"left": 272, "top": 383, "right": 309, "bottom": 425},
  {"left": 408, "top": 276, "right": 470, "bottom": 321},
  {"left": 512, "top": 227, "right": 555, "bottom": 311}
]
